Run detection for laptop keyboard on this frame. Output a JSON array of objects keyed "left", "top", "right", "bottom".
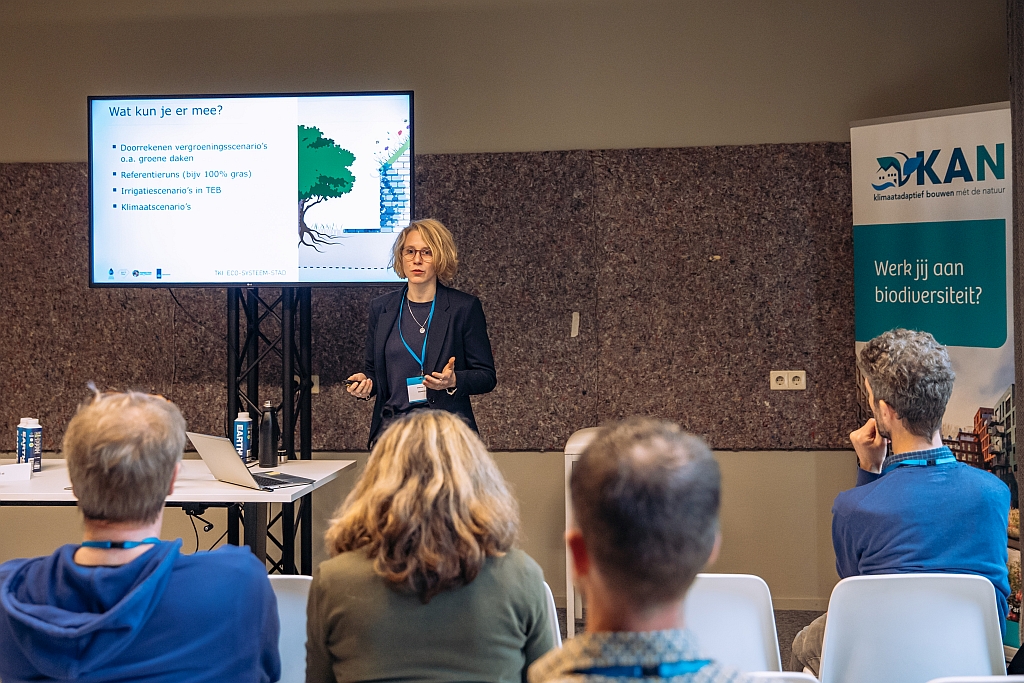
[{"left": 251, "top": 472, "right": 313, "bottom": 488}]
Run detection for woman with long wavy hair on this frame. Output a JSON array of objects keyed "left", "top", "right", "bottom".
[{"left": 306, "top": 410, "right": 555, "bottom": 683}]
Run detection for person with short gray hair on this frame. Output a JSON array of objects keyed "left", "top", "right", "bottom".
[
  {"left": 529, "top": 418, "right": 752, "bottom": 683},
  {"left": 0, "top": 390, "right": 281, "bottom": 683},
  {"left": 790, "top": 329, "right": 1009, "bottom": 674},
  {"left": 64, "top": 391, "right": 187, "bottom": 525}
]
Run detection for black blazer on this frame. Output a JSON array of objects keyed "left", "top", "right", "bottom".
[{"left": 363, "top": 283, "right": 496, "bottom": 447}]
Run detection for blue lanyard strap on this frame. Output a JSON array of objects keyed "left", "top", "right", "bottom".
[
  {"left": 573, "top": 660, "right": 711, "bottom": 678},
  {"left": 397, "top": 293, "right": 435, "bottom": 376},
  {"left": 82, "top": 537, "right": 161, "bottom": 549},
  {"left": 881, "top": 455, "right": 957, "bottom": 475}
]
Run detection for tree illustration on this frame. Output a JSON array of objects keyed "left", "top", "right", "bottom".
[{"left": 298, "top": 125, "right": 356, "bottom": 250}]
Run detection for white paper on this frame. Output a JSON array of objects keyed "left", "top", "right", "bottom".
[{"left": 0, "top": 462, "right": 32, "bottom": 482}]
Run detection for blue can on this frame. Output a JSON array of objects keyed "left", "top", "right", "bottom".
[
  {"left": 16, "top": 419, "right": 29, "bottom": 464},
  {"left": 233, "top": 412, "right": 252, "bottom": 462},
  {"left": 17, "top": 418, "right": 41, "bottom": 472}
]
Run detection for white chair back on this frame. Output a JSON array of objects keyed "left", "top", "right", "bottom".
[
  {"left": 564, "top": 428, "right": 600, "bottom": 456},
  {"left": 747, "top": 674, "right": 820, "bottom": 682},
  {"left": 927, "top": 678, "right": 1024, "bottom": 682},
  {"left": 543, "top": 581, "right": 562, "bottom": 647},
  {"left": 268, "top": 575, "right": 313, "bottom": 683},
  {"left": 683, "top": 573, "right": 782, "bottom": 672},
  {"left": 564, "top": 427, "right": 600, "bottom": 638},
  {"left": 819, "top": 574, "right": 1005, "bottom": 683}
]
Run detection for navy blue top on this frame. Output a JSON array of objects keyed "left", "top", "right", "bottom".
[
  {"left": 0, "top": 540, "right": 280, "bottom": 682},
  {"left": 384, "top": 298, "right": 435, "bottom": 412},
  {"left": 833, "top": 446, "right": 1011, "bottom": 629},
  {"left": 363, "top": 284, "right": 496, "bottom": 447}
]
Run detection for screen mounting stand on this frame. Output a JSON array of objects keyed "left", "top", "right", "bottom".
[{"left": 226, "top": 287, "right": 313, "bottom": 575}]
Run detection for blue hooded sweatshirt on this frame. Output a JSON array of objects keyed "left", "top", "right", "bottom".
[{"left": 0, "top": 539, "right": 280, "bottom": 683}]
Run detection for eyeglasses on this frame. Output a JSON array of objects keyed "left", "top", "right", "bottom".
[{"left": 402, "top": 247, "right": 433, "bottom": 262}]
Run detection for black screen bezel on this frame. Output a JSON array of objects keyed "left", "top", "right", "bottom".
[{"left": 88, "top": 90, "right": 414, "bottom": 288}]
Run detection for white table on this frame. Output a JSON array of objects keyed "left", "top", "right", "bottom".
[
  {"left": 0, "top": 459, "right": 352, "bottom": 503},
  {"left": 0, "top": 458, "right": 355, "bottom": 572}
]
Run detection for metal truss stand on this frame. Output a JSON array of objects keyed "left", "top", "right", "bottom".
[{"left": 226, "top": 287, "right": 314, "bottom": 574}]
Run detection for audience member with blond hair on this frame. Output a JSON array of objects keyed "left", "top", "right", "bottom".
[
  {"left": 306, "top": 410, "right": 554, "bottom": 683},
  {"left": 0, "top": 390, "right": 280, "bottom": 683}
]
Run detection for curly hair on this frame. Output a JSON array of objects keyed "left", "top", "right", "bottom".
[
  {"left": 857, "top": 328, "right": 955, "bottom": 437},
  {"left": 325, "top": 410, "right": 518, "bottom": 603}
]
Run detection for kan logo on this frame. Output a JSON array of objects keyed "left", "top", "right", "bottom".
[{"left": 872, "top": 143, "right": 1004, "bottom": 190}]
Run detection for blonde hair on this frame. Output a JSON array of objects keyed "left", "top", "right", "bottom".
[
  {"left": 64, "top": 391, "right": 186, "bottom": 524},
  {"left": 325, "top": 410, "right": 518, "bottom": 603},
  {"left": 390, "top": 218, "right": 459, "bottom": 286}
]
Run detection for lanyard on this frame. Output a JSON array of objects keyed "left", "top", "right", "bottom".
[
  {"left": 573, "top": 660, "right": 711, "bottom": 678},
  {"left": 397, "top": 292, "right": 435, "bottom": 376},
  {"left": 881, "top": 455, "right": 957, "bottom": 476},
  {"left": 82, "top": 537, "right": 161, "bottom": 549}
]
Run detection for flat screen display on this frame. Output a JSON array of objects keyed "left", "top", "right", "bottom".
[{"left": 89, "top": 91, "right": 412, "bottom": 286}]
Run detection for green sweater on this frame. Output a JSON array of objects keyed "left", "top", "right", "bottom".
[{"left": 306, "top": 548, "right": 555, "bottom": 683}]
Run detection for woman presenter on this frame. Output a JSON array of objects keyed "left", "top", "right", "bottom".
[{"left": 346, "top": 218, "right": 496, "bottom": 447}]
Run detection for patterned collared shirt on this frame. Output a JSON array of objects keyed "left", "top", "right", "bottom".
[
  {"left": 527, "top": 629, "right": 754, "bottom": 683},
  {"left": 881, "top": 445, "right": 955, "bottom": 471}
]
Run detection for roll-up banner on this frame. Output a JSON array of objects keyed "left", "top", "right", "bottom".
[{"left": 851, "top": 102, "right": 1017, "bottom": 639}]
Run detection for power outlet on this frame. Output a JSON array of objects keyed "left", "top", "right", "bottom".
[
  {"left": 770, "top": 370, "right": 807, "bottom": 390},
  {"left": 788, "top": 370, "right": 806, "bottom": 390}
]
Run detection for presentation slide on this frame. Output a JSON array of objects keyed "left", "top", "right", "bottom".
[{"left": 89, "top": 92, "right": 412, "bottom": 286}]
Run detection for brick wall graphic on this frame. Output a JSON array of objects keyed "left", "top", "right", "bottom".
[{"left": 379, "top": 135, "right": 411, "bottom": 232}]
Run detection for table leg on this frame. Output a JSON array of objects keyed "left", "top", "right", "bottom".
[
  {"left": 243, "top": 502, "right": 268, "bottom": 562},
  {"left": 301, "top": 493, "right": 313, "bottom": 575},
  {"left": 282, "top": 502, "right": 296, "bottom": 574},
  {"left": 228, "top": 504, "right": 240, "bottom": 546}
]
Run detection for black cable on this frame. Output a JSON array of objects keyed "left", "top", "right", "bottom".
[
  {"left": 208, "top": 529, "right": 228, "bottom": 551},
  {"left": 167, "top": 288, "right": 227, "bottom": 343},
  {"left": 188, "top": 514, "right": 200, "bottom": 554}
]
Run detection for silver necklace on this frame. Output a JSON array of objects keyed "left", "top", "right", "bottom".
[{"left": 406, "top": 297, "right": 429, "bottom": 334}]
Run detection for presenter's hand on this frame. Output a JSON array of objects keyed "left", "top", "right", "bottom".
[
  {"left": 424, "top": 357, "right": 456, "bottom": 391},
  {"left": 347, "top": 373, "right": 373, "bottom": 400},
  {"left": 850, "top": 418, "right": 888, "bottom": 473}
]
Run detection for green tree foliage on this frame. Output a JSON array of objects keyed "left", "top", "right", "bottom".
[{"left": 298, "top": 125, "right": 356, "bottom": 250}]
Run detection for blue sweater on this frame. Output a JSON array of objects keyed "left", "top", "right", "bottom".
[
  {"left": 0, "top": 540, "right": 280, "bottom": 683},
  {"left": 832, "top": 453, "right": 1011, "bottom": 628}
]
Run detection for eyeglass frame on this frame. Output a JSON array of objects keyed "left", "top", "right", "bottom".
[{"left": 402, "top": 247, "right": 434, "bottom": 262}]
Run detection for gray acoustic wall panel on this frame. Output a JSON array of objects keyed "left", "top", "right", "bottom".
[
  {"left": 0, "top": 143, "right": 855, "bottom": 452},
  {"left": 0, "top": 164, "right": 227, "bottom": 450},
  {"left": 591, "top": 144, "right": 855, "bottom": 449}
]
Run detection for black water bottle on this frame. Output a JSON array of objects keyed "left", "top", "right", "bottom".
[{"left": 258, "top": 400, "right": 280, "bottom": 468}]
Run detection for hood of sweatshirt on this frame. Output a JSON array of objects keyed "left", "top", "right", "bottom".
[{"left": 0, "top": 539, "right": 181, "bottom": 679}]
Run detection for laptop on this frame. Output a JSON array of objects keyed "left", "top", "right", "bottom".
[{"left": 186, "top": 432, "right": 314, "bottom": 491}]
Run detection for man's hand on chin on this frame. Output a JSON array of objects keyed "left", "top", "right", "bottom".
[{"left": 850, "top": 418, "right": 888, "bottom": 473}]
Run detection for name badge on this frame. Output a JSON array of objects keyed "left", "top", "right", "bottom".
[{"left": 406, "top": 376, "right": 427, "bottom": 404}]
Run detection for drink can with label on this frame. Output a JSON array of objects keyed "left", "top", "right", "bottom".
[
  {"left": 16, "top": 418, "right": 30, "bottom": 464},
  {"left": 17, "top": 418, "right": 42, "bottom": 472},
  {"left": 233, "top": 411, "right": 252, "bottom": 462}
]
